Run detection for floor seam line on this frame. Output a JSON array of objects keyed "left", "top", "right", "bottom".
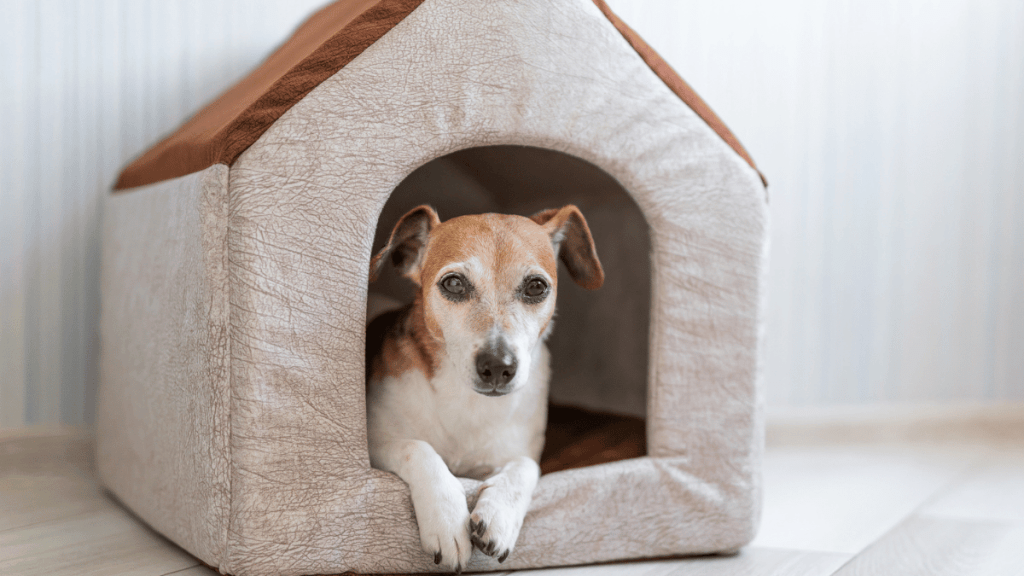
[{"left": 157, "top": 563, "right": 203, "bottom": 576}]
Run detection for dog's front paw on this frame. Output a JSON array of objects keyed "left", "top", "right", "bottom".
[
  {"left": 413, "top": 478, "right": 472, "bottom": 573},
  {"left": 469, "top": 487, "right": 524, "bottom": 563}
]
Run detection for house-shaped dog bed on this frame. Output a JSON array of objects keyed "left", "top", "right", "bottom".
[{"left": 97, "top": 0, "right": 769, "bottom": 574}]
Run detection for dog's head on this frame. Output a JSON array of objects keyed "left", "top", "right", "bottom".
[{"left": 370, "top": 205, "right": 603, "bottom": 396}]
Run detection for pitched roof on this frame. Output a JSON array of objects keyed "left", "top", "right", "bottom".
[{"left": 115, "top": 0, "right": 763, "bottom": 190}]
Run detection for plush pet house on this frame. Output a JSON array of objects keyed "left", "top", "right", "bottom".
[{"left": 97, "top": 0, "right": 768, "bottom": 574}]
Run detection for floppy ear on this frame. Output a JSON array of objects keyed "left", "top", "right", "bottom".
[
  {"left": 369, "top": 205, "right": 440, "bottom": 284},
  {"left": 530, "top": 205, "right": 604, "bottom": 290}
]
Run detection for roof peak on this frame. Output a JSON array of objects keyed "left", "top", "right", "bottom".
[{"left": 115, "top": 0, "right": 762, "bottom": 191}]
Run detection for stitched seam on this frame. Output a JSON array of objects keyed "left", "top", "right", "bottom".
[{"left": 220, "top": 163, "right": 234, "bottom": 573}]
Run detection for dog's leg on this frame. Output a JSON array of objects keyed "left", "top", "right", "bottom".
[
  {"left": 469, "top": 456, "right": 539, "bottom": 563},
  {"left": 376, "top": 439, "right": 473, "bottom": 573}
]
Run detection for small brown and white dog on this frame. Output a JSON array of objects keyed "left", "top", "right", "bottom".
[{"left": 365, "top": 205, "right": 603, "bottom": 572}]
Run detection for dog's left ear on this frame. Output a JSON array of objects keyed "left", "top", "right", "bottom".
[
  {"left": 530, "top": 205, "right": 604, "bottom": 290},
  {"left": 370, "top": 205, "right": 440, "bottom": 284}
]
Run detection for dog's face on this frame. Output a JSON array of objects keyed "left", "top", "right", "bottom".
[{"left": 371, "top": 205, "right": 603, "bottom": 396}]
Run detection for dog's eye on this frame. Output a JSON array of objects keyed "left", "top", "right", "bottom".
[
  {"left": 443, "top": 276, "right": 466, "bottom": 294},
  {"left": 438, "top": 273, "right": 472, "bottom": 302},
  {"left": 520, "top": 276, "right": 550, "bottom": 303},
  {"left": 524, "top": 278, "right": 547, "bottom": 297}
]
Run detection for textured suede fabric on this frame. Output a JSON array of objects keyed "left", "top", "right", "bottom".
[
  {"left": 98, "top": 165, "right": 231, "bottom": 567},
  {"left": 226, "top": 0, "right": 765, "bottom": 573},
  {"left": 99, "top": 0, "right": 767, "bottom": 574}
]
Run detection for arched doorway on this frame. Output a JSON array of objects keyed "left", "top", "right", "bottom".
[{"left": 369, "top": 146, "right": 652, "bottom": 472}]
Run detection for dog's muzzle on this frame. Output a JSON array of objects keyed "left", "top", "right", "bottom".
[{"left": 474, "top": 346, "right": 517, "bottom": 396}]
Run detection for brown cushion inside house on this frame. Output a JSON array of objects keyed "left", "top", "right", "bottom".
[{"left": 540, "top": 405, "right": 647, "bottom": 475}]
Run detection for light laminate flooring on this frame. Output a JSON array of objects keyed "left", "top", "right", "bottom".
[{"left": 2, "top": 429, "right": 1022, "bottom": 576}]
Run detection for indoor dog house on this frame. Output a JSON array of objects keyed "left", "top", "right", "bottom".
[{"left": 98, "top": 0, "right": 768, "bottom": 574}]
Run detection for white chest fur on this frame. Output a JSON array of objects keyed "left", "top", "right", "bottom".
[{"left": 367, "top": 344, "right": 550, "bottom": 479}]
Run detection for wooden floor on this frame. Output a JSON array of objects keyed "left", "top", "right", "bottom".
[{"left": 2, "top": 423, "right": 1022, "bottom": 576}]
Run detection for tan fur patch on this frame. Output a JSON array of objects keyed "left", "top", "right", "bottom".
[
  {"left": 366, "top": 298, "right": 442, "bottom": 382},
  {"left": 420, "top": 215, "right": 558, "bottom": 286},
  {"left": 419, "top": 214, "right": 559, "bottom": 342}
]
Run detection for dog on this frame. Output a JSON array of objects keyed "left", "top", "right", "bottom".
[{"left": 365, "top": 204, "right": 603, "bottom": 572}]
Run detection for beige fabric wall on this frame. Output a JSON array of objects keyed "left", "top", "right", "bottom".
[
  {"left": 218, "top": 0, "right": 765, "bottom": 572},
  {"left": 97, "top": 165, "right": 231, "bottom": 567}
]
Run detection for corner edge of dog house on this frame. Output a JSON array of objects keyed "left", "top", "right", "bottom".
[{"left": 97, "top": 164, "right": 235, "bottom": 570}]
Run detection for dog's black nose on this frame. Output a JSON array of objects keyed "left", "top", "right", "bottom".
[{"left": 475, "top": 349, "right": 517, "bottom": 388}]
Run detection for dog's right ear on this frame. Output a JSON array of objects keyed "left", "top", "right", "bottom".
[
  {"left": 370, "top": 205, "right": 440, "bottom": 284},
  {"left": 530, "top": 205, "right": 604, "bottom": 290}
]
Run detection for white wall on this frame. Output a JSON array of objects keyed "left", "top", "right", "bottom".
[
  {"left": 0, "top": 0, "right": 331, "bottom": 428},
  {"left": 1, "top": 0, "right": 1022, "bottom": 428},
  {"left": 607, "top": 0, "right": 1024, "bottom": 407}
]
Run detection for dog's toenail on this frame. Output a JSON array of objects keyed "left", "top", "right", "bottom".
[
  {"left": 475, "top": 520, "right": 487, "bottom": 536},
  {"left": 498, "top": 550, "right": 509, "bottom": 563},
  {"left": 434, "top": 551, "right": 442, "bottom": 564}
]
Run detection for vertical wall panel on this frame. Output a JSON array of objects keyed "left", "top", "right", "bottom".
[
  {"left": 36, "top": 0, "right": 68, "bottom": 424},
  {"left": 0, "top": 2, "right": 31, "bottom": 427}
]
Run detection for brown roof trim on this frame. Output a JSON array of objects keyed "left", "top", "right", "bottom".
[
  {"left": 591, "top": 0, "right": 767, "bottom": 188},
  {"left": 115, "top": 0, "right": 764, "bottom": 191},
  {"left": 114, "top": 0, "right": 425, "bottom": 190}
]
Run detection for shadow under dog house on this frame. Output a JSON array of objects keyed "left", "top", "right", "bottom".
[{"left": 98, "top": 0, "right": 769, "bottom": 574}]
